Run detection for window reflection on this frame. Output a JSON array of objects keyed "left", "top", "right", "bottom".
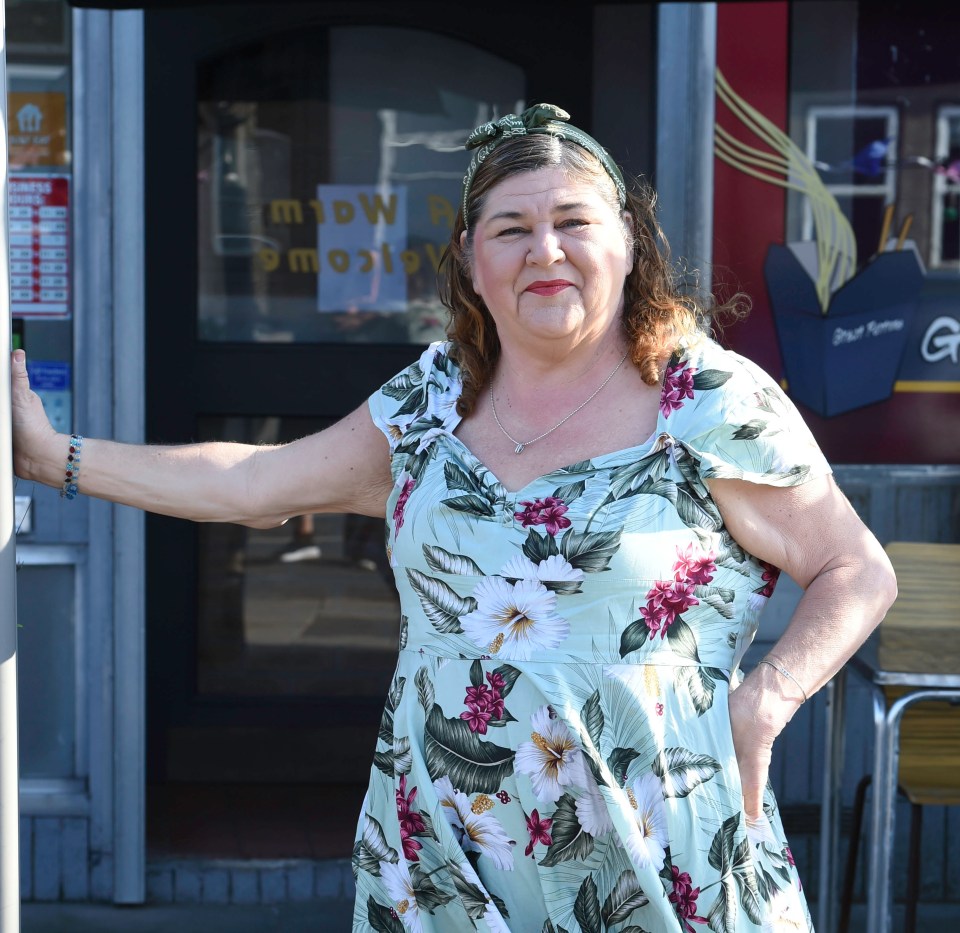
[
  {"left": 196, "top": 417, "right": 400, "bottom": 699},
  {"left": 197, "top": 25, "right": 524, "bottom": 344}
]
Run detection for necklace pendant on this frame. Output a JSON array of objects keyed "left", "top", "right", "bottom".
[{"left": 514, "top": 443, "right": 525, "bottom": 455}]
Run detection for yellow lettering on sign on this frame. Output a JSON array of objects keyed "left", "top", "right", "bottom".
[
  {"left": 271, "top": 199, "right": 303, "bottom": 224},
  {"left": 358, "top": 250, "right": 375, "bottom": 273},
  {"left": 427, "top": 195, "right": 455, "bottom": 229},
  {"left": 357, "top": 193, "right": 398, "bottom": 225},
  {"left": 328, "top": 249, "right": 350, "bottom": 273},
  {"left": 258, "top": 247, "right": 280, "bottom": 272},
  {"left": 401, "top": 250, "right": 421, "bottom": 275},
  {"left": 289, "top": 248, "right": 319, "bottom": 273},
  {"left": 334, "top": 201, "right": 355, "bottom": 224},
  {"left": 308, "top": 199, "right": 325, "bottom": 224},
  {"left": 381, "top": 243, "right": 394, "bottom": 274}
]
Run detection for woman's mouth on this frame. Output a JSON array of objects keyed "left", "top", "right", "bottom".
[{"left": 525, "top": 280, "right": 574, "bottom": 296}]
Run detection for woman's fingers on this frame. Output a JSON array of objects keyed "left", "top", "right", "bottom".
[{"left": 728, "top": 686, "right": 776, "bottom": 820}]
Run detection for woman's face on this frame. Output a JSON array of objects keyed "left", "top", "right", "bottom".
[{"left": 464, "top": 166, "right": 633, "bottom": 352}]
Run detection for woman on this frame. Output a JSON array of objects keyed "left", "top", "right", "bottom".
[{"left": 12, "top": 104, "right": 895, "bottom": 932}]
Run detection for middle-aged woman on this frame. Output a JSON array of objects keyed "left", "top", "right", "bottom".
[{"left": 12, "top": 104, "right": 896, "bottom": 932}]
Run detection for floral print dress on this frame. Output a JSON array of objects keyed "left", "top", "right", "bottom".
[{"left": 354, "top": 337, "right": 830, "bottom": 933}]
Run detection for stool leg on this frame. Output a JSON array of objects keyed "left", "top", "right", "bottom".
[
  {"left": 839, "top": 774, "right": 872, "bottom": 933},
  {"left": 904, "top": 803, "right": 923, "bottom": 933}
]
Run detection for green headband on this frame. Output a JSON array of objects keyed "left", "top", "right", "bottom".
[{"left": 461, "top": 103, "right": 627, "bottom": 226}]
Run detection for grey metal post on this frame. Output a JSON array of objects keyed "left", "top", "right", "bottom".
[
  {"left": 656, "top": 3, "right": 717, "bottom": 300},
  {"left": 0, "top": 2, "right": 22, "bottom": 929}
]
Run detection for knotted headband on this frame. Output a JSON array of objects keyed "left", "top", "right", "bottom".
[{"left": 461, "top": 103, "right": 627, "bottom": 226}]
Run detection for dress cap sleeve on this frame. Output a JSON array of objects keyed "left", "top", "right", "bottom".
[
  {"left": 367, "top": 341, "right": 461, "bottom": 463},
  {"left": 669, "top": 339, "right": 832, "bottom": 488}
]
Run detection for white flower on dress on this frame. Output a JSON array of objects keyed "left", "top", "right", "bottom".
[
  {"left": 460, "top": 577, "right": 570, "bottom": 661},
  {"left": 746, "top": 813, "right": 780, "bottom": 848},
  {"left": 515, "top": 705, "right": 590, "bottom": 803},
  {"left": 623, "top": 772, "right": 669, "bottom": 871},
  {"left": 432, "top": 777, "right": 516, "bottom": 871},
  {"left": 761, "top": 888, "right": 810, "bottom": 931},
  {"left": 575, "top": 783, "right": 614, "bottom": 837},
  {"left": 379, "top": 858, "right": 423, "bottom": 933},
  {"left": 414, "top": 426, "right": 447, "bottom": 455},
  {"left": 500, "top": 554, "right": 584, "bottom": 583}
]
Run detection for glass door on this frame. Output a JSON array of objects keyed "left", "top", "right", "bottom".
[{"left": 143, "top": 1, "right": 595, "bottom": 859}]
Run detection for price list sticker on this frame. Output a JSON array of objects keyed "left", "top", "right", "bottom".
[{"left": 9, "top": 174, "right": 70, "bottom": 318}]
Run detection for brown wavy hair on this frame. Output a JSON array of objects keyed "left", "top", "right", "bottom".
[{"left": 439, "top": 133, "right": 719, "bottom": 417}]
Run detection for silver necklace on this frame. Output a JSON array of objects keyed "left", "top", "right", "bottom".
[{"left": 490, "top": 350, "right": 629, "bottom": 454}]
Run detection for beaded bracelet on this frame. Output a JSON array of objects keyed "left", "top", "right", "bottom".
[
  {"left": 758, "top": 656, "right": 809, "bottom": 703},
  {"left": 60, "top": 434, "right": 83, "bottom": 500}
]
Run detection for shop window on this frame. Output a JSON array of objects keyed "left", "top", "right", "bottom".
[
  {"left": 931, "top": 106, "right": 960, "bottom": 269},
  {"left": 197, "top": 26, "right": 524, "bottom": 345},
  {"left": 803, "top": 105, "right": 898, "bottom": 262}
]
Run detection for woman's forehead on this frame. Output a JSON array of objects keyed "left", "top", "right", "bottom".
[{"left": 480, "top": 167, "right": 614, "bottom": 216}]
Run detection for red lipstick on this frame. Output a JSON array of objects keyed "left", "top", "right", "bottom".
[{"left": 525, "top": 280, "right": 573, "bottom": 296}]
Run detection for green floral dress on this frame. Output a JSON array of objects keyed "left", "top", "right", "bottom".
[{"left": 354, "top": 337, "right": 830, "bottom": 933}]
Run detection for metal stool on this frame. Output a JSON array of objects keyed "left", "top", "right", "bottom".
[{"left": 839, "top": 691, "right": 960, "bottom": 933}]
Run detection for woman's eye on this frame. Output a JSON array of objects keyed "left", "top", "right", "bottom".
[
  {"left": 496, "top": 226, "right": 525, "bottom": 237},
  {"left": 559, "top": 218, "right": 588, "bottom": 229}
]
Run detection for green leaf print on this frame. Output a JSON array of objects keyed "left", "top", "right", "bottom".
[
  {"left": 541, "top": 922, "right": 570, "bottom": 933},
  {"left": 666, "top": 617, "right": 698, "bottom": 659},
  {"left": 367, "top": 896, "right": 405, "bottom": 933},
  {"left": 732, "top": 837, "right": 763, "bottom": 924},
  {"left": 378, "top": 675, "right": 406, "bottom": 743},
  {"left": 361, "top": 813, "right": 399, "bottom": 870},
  {"left": 448, "top": 861, "right": 491, "bottom": 920},
  {"left": 606, "top": 747, "right": 642, "bottom": 786},
  {"left": 381, "top": 364, "right": 423, "bottom": 400},
  {"left": 581, "top": 690, "right": 604, "bottom": 750},
  {"left": 691, "top": 368, "right": 733, "bottom": 391},
  {"left": 619, "top": 618, "right": 650, "bottom": 658},
  {"left": 675, "top": 665, "right": 720, "bottom": 717},
  {"left": 470, "top": 659, "right": 484, "bottom": 689},
  {"left": 393, "top": 736, "right": 412, "bottom": 775},
  {"left": 522, "top": 529, "right": 560, "bottom": 564},
  {"left": 422, "top": 544, "right": 484, "bottom": 576},
  {"left": 560, "top": 529, "right": 622, "bottom": 573},
  {"left": 731, "top": 419, "right": 767, "bottom": 441},
  {"left": 706, "top": 878, "right": 737, "bottom": 933},
  {"left": 399, "top": 615, "right": 409, "bottom": 650},
  {"left": 406, "top": 569, "right": 475, "bottom": 634},
  {"left": 602, "top": 451, "right": 670, "bottom": 503},
  {"left": 538, "top": 793, "right": 595, "bottom": 867},
  {"left": 492, "top": 664, "right": 522, "bottom": 698},
  {"left": 552, "top": 479, "right": 586, "bottom": 503},
  {"left": 441, "top": 494, "right": 497, "bottom": 517},
  {"left": 372, "top": 749, "right": 394, "bottom": 776},
  {"left": 410, "top": 863, "right": 456, "bottom": 913},
  {"left": 415, "top": 666, "right": 435, "bottom": 711},
  {"left": 443, "top": 460, "right": 487, "bottom": 497},
  {"left": 707, "top": 815, "right": 742, "bottom": 933},
  {"left": 697, "top": 586, "right": 736, "bottom": 620},
  {"left": 601, "top": 869, "right": 650, "bottom": 926},
  {"left": 423, "top": 704, "right": 515, "bottom": 793},
  {"left": 652, "top": 747, "right": 721, "bottom": 797},
  {"left": 352, "top": 840, "right": 378, "bottom": 878},
  {"left": 573, "top": 875, "right": 603, "bottom": 933}
]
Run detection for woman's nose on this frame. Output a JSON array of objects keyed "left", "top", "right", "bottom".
[{"left": 526, "top": 225, "right": 565, "bottom": 265}]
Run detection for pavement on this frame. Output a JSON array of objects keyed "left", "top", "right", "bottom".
[
  {"left": 22, "top": 899, "right": 353, "bottom": 932},
  {"left": 21, "top": 901, "right": 960, "bottom": 932}
]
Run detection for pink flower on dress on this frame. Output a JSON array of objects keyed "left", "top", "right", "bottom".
[
  {"left": 757, "top": 559, "right": 781, "bottom": 598},
  {"left": 660, "top": 361, "right": 696, "bottom": 417},
  {"left": 395, "top": 774, "right": 426, "bottom": 861},
  {"left": 640, "top": 579, "right": 699, "bottom": 639},
  {"left": 392, "top": 476, "right": 415, "bottom": 532},
  {"left": 524, "top": 808, "right": 553, "bottom": 857},
  {"left": 459, "top": 678, "right": 506, "bottom": 734},
  {"left": 513, "top": 497, "right": 571, "bottom": 535},
  {"left": 668, "top": 865, "right": 708, "bottom": 931},
  {"left": 673, "top": 543, "right": 716, "bottom": 585}
]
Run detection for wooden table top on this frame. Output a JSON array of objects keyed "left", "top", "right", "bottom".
[{"left": 856, "top": 541, "right": 960, "bottom": 685}]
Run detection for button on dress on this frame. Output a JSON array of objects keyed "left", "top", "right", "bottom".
[{"left": 354, "top": 337, "right": 830, "bottom": 932}]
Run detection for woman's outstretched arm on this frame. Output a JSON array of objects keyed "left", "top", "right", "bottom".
[{"left": 11, "top": 350, "right": 394, "bottom": 527}]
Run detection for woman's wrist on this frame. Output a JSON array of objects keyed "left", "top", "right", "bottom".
[{"left": 733, "top": 661, "right": 805, "bottom": 734}]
